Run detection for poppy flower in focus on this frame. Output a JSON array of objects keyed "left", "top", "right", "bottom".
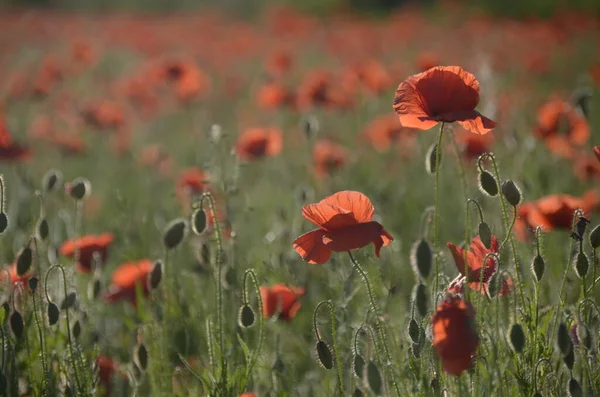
[
  {"left": 60, "top": 233, "right": 114, "bottom": 274},
  {"left": 534, "top": 99, "right": 589, "bottom": 159},
  {"left": 104, "top": 260, "right": 153, "bottom": 307},
  {"left": 393, "top": 66, "right": 496, "bottom": 135},
  {"left": 514, "top": 191, "right": 598, "bottom": 240},
  {"left": 432, "top": 295, "right": 479, "bottom": 376},
  {"left": 260, "top": 284, "right": 305, "bottom": 321},
  {"left": 96, "top": 355, "right": 118, "bottom": 397},
  {"left": 313, "top": 138, "right": 348, "bottom": 178},
  {"left": 235, "top": 127, "right": 283, "bottom": 161},
  {"left": 293, "top": 191, "right": 393, "bottom": 264}
]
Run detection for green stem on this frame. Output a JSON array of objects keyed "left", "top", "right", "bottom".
[
  {"left": 450, "top": 130, "right": 468, "bottom": 201},
  {"left": 348, "top": 251, "right": 400, "bottom": 397},
  {"left": 432, "top": 122, "right": 445, "bottom": 299},
  {"left": 313, "top": 301, "right": 345, "bottom": 396}
]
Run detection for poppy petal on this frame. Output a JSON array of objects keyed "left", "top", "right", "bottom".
[
  {"left": 320, "top": 190, "right": 375, "bottom": 223},
  {"left": 455, "top": 111, "right": 496, "bottom": 135},
  {"left": 292, "top": 228, "right": 332, "bottom": 265},
  {"left": 322, "top": 221, "right": 387, "bottom": 253},
  {"left": 301, "top": 203, "right": 357, "bottom": 230}
]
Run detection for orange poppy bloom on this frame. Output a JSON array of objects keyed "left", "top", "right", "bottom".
[
  {"left": 235, "top": 127, "right": 283, "bottom": 161},
  {"left": 432, "top": 295, "right": 479, "bottom": 376},
  {"left": 393, "top": 66, "right": 496, "bottom": 135},
  {"left": 0, "top": 263, "right": 34, "bottom": 287},
  {"left": 176, "top": 167, "right": 210, "bottom": 208},
  {"left": 534, "top": 99, "right": 589, "bottom": 159},
  {"left": 293, "top": 191, "right": 393, "bottom": 264},
  {"left": 60, "top": 233, "right": 114, "bottom": 274},
  {"left": 363, "top": 113, "right": 417, "bottom": 154},
  {"left": 259, "top": 284, "right": 305, "bottom": 321},
  {"left": 313, "top": 139, "right": 348, "bottom": 178},
  {"left": 573, "top": 154, "right": 600, "bottom": 182},
  {"left": 265, "top": 50, "right": 292, "bottom": 78},
  {"left": 453, "top": 126, "right": 494, "bottom": 161},
  {"left": 81, "top": 100, "right": 126, "bottom": 130},
  {"left": 256, "top": 81, "right": 293, "bottom": 110},
  {"left": 104, "top": 260, "right": 153, "bottom": 306},
  {"left": 355, "top": 60, "right": 392, "bottom": 95}
]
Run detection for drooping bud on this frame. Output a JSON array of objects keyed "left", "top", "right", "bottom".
[
  {"left": 575, "top": 217, "right": 590, "bottom": 241},
  {"left": 366, "top": 361, "right": 382, "bottom": 395},
  {"left": 508, "top": 323, "right": 526, "bottom": 353},
  {"left": 573, "top": 252, "right": 589, "bottom": 279},
  {"left": 410, "top": 239, "right": 432, "bottom": 280},
  {"left": 478, "top": 171, "right": 498, "bottom": 197},
  {"left": 36, "top": 218, "right": 49, "bottom": 241},
  {"left": 315, "top": 340, "right": 333, "bottom": 370},
  {"left": 425, "top": 143, "right": 441, "bottom": 175},
  {"left": 0, "top": 212, "right": 7, "bottom": 234},
  {"left": 408, "top": 318, "right": 420, "bottom": 344},
  {"left": 28, "top": 277, "right": 39, "bottom": 293},
  {"left": 413, "top": 283, "right": 428, "bottom": 317},
  {"left": 72, "top": 320, "right": 81, "bottom": 340},
  {"left": 9, "top": 311, "right": 24, "bottom": 338},
  {"left": 16, "top": 245, "right": 33, "bottom": 277},
  {"left": 47, "top": 302, "right": 60, "bottom": 326},
  {"left": 88, "top": 277, "right": 101, "bottom": 300},
  {"left": 191, "top": 209, "right": 207, "bottom": 235},
  {"left": 501, "top": 180, "right": 522, "bottom": 207},
  {"left": 531, "top": 255, "right": 545, "bottom": 282},
  {"left": 134, "top": 343, "right": 148, "bottom": 372},
  {"left": 589, "top": 225, "right": 600, "bottom": 248},
  {"left": 149, "top": 261, "right": 163, "bottom": 290},
  {"left": 42, "top": 169, "right": 63, "bottom": 194},
  {"left": 563, "top": 344, "right": 575, "bottom": 370},
  {"left": 478, "top": 222, "right": 492, "bottom": 249},
  {"left": 67, "top": 177, "right": 91, "bottom": 201},
  {"left": 238, "top": 305, "right": 255, "bottom": 328},
  {"left": 576, "top": 323, "right": 592, "bottom": 350},
  {"left": 568, "top": 377, "right": 583, "bottom": 397},
  {"left": 352, "top": 354, "right": 365, "bottom": 379},
  {"left": 557, "top": 322, "right": 572, "bottom": 356},
  {"left": 61, "top": 292, "right": 77, "bottom": 311},
  {"left": 162, "top": 218, "right": 188, "bottom": 250}
]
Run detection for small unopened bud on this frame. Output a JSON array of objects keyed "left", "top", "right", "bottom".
[
  {"left": 162, "top": 218, "right": 188, "bottom": 250},
  {"left": 478, "top": 171, "right": 498, "bottom": 196},
  {"left": 315, "top": 340, "right": 333, "bottom": 370},
  {"left": 568, "top": 377, "right": 583, "bottom": 397},
  {"left": 28, "top": 277, "right": 39, "bottom": 293},
  {"left": 352, "top": 354, "right": 365, "bottom": 378},
  {"left": 408, "top": 318, "right": 420, "bottom": 344},
  {"left": 88, "top": 277, "right": 101, "bottom": 300},
  {"left": 0, "top": 212, "right": 7, "bottom": 234},
  {"left": 508, "top": 323, "right": 526, "bottom": 353},
  {"left": 238, "top": 305, "right": 255, "bottom": 328},
  {"left": 43, "top": 169, "right": 63, "bottom": 193},
  {"left": 573, "top": 252, "right": 589, "bottom": 279},
  {"left": 67, "top": 177, "right": 91, "bottom": 201},
  {"left": 571, "top": 323, "right": 592, "bottom": 350},
  {"left": 589, "top": 225, "right": 600, "bottom": 248},
  {"left": 557, "top": 322, "right": 572, "bottom": 356},
  {"left": 47, "top": 302, "right": 60, "bottom": 326},
  {"left": 134, "top": 343, "right": 149, "bottom": 371},
  {"left": 36, "top": 218, "right": 49, "bottom": 241},
  {"left": 563, "top": 345, "right": 575, "bottom": 369},
  {"left": 478, "top": 222, "right": 492, "bottom": 249},
  {"left": 191, "top": 209, "right": 207, "bottom": 235},
  {"left": 16, "top": 245, "right": 33, "bottom": 277},
  {"left": 413, "top": 283, "right": 428, "bottom": 317},
  {"left": 531, "top": 255, "right": 545, "bottom": 282},
  {"left": 425, "top": 143, "right": 441, "bottom": 175},
  {"left": 501, "top": 180, "right": 522, "bottom": 207},
  {"left": 575, "top": 217, "right": 590, "bottom": 241},
  {"left": 410, "top": 239, "right": 432, "bottom": 280},
  {"left": 72, "top": 320, "right": 81, "bottom": 340},
  {"left": 149, "top": 261, "right": 163, "bottom": 290},
  {"left": 61, "top": 292, "right": 77, "bottom": 311},
  {"left": 10, "top": 311, "right": 24, "bottom": 338},
  {"left": 366, "top": 361, "right": 382, "bottom": 395}
]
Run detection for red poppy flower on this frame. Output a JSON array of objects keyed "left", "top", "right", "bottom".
[
  {"left": 259, "top": 284, "right": 305, "bottom": 321},
  {"left": 313, "top": 139, "right": 348, "bottom": 178},
  {"left": 0, "top": 111, "right": 31, "bottom": 161},
  {"left": 453, "top": 126, "right": 494, "bottom": 161},
  {"left": 104, "top": 260, "right": 153, "bottom": 306},
  {"left": 60, "top": 233, "right": 114, "bottom": 274},
  {"left": 393, "top": 66, "right": 496, "bottom": 135},
  {"left": 265, "top": 50, "right": 292, "bottom": 78},
  {"left": 235, "top": 127, "right": 283, "bottom": 161},
  {"left": 293, "top": 191, "right": 393, "bottom": 265},
  {"left": 363, "top": 113, "right": 417, "bottom": 154},
  {"left": 534, "top": 99, "right": 589, "bottom": 159},
  {"left": 416, "top": 52, "right": 440, "bottom": 72},
  {"left": 81, "top": 99, "right": 126, "bottom": 129},
  {"left": 0, "top": 263, "right": 34, "bottom": 287},
  {"left": 573, "top": 154, "right": 600, "bottom": 182},
  {"left": 96, "top": 355, "right": 118, "bottom": 397},
  {"left": 177, "top": 167, "right": 210, "bottom": 208},
  {"left": 239, "top": 393, "right": 257, "bottom": 397},
  {"left": 432, "top": 295, "right": 479, "bottom": 376},
  {"left": 256, "top": 81, "right": 293, "bottom": 110}
]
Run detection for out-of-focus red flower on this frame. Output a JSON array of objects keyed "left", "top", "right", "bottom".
[
  {"left": 0, "top": 263, "right": 34, "bottom": 287},
  {"left": 363, "top": 113, "right": 417, "bottom": 154},
  {"left": 453, "top": 126, "right": 494, "bottom": 161},
  {"left": 260, "top": 284, "right": 305, "bottom": 321},
  {"left": 265, "top": 50, "right": 292, "bottom": 78},
  {"left": 96, "top": 355, "right": 118, "bottom": 397},
  {"left": 104, "top": 260, "right": 153, "bottom": 307},
  {"left": 416, "top": 51, "right": 440, "bottom": 72},
  {"left": 235, "top": 127, "right": 283, "bottom": 161},
  {"left": 432, "top": 295, "right": 479, "bottom": 376},
  {"left": 0, "top": 110, "right": 31, "bottom": 161},
  {"left": 313, "top": 138, "right": 348, "bottom": 178},
  {"left": 293, "top": 191, "right": 393, "bottom": 264},
  {"left": 82, "top": 100, "right": 126, "bottom": 129},
  {"left": 176, "top": 167, "right": 210, "bottom": 209},
  {"left": 534, "top": 99, "right": 589, "bottom": 159},
  {"left": 60, "top": 233, "right": 114, "bottom": 274},
  {"left": 256, "top": 81, "right": 293, "bottom": 110}
]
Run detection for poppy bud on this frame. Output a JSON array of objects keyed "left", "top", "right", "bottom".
[
  {"left": 366, "top": 361, "right": 382, "bottom": 395},
  {"left": 501, "top": 180, "right": 522, "bottom": 207},
  {"left": 16, "top": 245, "right": 32, "bottom": 277},
  {"left": 10, "top": 311, "right": 24, "bottom": 338},
  {"left": 531, "top": 255, "right": 545, "bottom": 282},
  {"left": 410, "top": 341, "right": 422, "bottom": 358},
  {"left": 61, "top": 292, "right": 77, "bottom": 311},
  {"left": 478, "top": 171, "right": 498, "bottom": 197},
  {"left": 42, "top": 169, "right": 63, "bottom": 193},
  {"left": 573, "top": 252, "right": 589, "bottom": 279},
  {"left": 191, "top": 208, "right": 207, "bottom": 235},
  {"left": 408, "top": 318, "right": 420, "bottom": 344},
  {"left": 589, "top": 225, "right": 600, "bottom": 248},
  {"left": 352, "top": 354, "right": 365, "bottom": 379},
  {"left": 301, "top": 115, "right": 319, "bottom": 140},
  {"left": 410, "top": 239, "right": 432, "bottom": 280},
  {"left": 557, "top": 322, "right": 572, "bottom": 356},
  {"left": 28, "top": 277, "right": 39, "bottom": 293},
  {"left": 47, "top": 302, "right": 60, "bottom": 326},
  {"left": 478, "top": 222, "right": 492, "bottom": 249},
  {"left": 0, "top": 212, "right": 7, "bottom": 234},
  {"left": 72, "top": 320, "right": 81, "bottom": 340},
  {"left": 162, "top": 218, "right": 188, "bottom": 250},
  {"left": 425, "top": 143, "right": 441, "bottom": 174},
  {"left": 577, "top": 323, "right": 592, "bottom": 350},
  {"left": 149, "top": 260, "right": 163, "bottom": 290},
  {"left": 36, "top": 218, "right": 49, "bottom": 241},
  {"left": 430, "top": 377, "right": 440, "bottom": 394},
  {"left": 563, "top": 345, "right": 575, "bottom": 370},
  {"left": 508, "top": 323, "right": 525, "bottom": 353},
  {"left": 238, "top": 305, "right": 255, "bottom": 328},
  {"left": 67, "top": 177, "right": 91, "bottom": 201},
  {"left": 413, "top": 283, "right": 428, "bottom": 317},
  {"left": 88, "top": 277, "right": 101, "bottom": 300},
  {"left": 315, "top": 340, "right": 333, "bottom": 370},
  {"left": 568, "top": 377, "right": 583, "bottom": 397},
  {"left": 272, "top": 358, "right": 285, "bottom": 372},
  {"left": 134, "top": 343, "right": 148, "bottom": 371}
]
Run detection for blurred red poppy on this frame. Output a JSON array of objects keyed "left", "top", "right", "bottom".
[
  {"left": 96, "top": 355, "right": 118, "bottom": 397},
  {"left": 363, "top": 113, "right": 417, "bottom": 154},
  {"left": 393, "top": 66, "right": 496, "bottom": 135},
  {"left": 177, "top": 167, "right": 210, "bottom": 208},
  {"left": 60, "top": 233, "right": 114, "bottom": 274},
  {"left": 256, "top": 81, "right": 293, "bottom": 110},
  {"left": 235, "top": 127, "right": 283, "bottom": 161},
  {"left": 260, "top": 284, "right": 305, "bottom": 321},
  {"left": 313, "top": 138, "right": 348, "bottom": 178},
  {"left": 0, "top": 263, "right": 34, "bottom": 287},
  {"left": 0, "top": 111, "right": 31, "bottom": 161},
  {"left": 104, "top": 260, "right": 153, "bottom": 306},
  {"left": 432, "top": 295, "right": 479, "bottom": 376},
  {"left": 534, "top": 99, "right": 588, "bottom": 159},
  {"left": 293, "top": 191, "right": 393, "bottom": 264}
]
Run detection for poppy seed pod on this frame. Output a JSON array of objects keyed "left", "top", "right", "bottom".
[
  {"left": 162, "top": 218, "right": 188, "bottom": 250},
  {"left": 42, "top": 169, "right": 63, "bottom": 193},
  {"left": 557, "top": 322, "right": 572, "bottom": 356},
  {"left": 478, "top": 222, "right": 492, "bottom": 249},
  {"left": 589, "top": 225, "right": 600, "bottom": 248},
  {"left": 191, "top": 208, "right": 207, "bottom": 235},
  {"left": 478, "top": 171, "right": 498, "bottom": 197},
  {"left": 413, "top": 283, "right": 428, "bottom": 317},
  {"left": 531, "top": 255, "right": 545, "bottom": 282},
  {"left": 47, "top": 302, "right": 60, "bottom": 326},
  {"left": 410, "top": 239, "right": 432, "bottom": 280},
  {"left": 352, "top": 354, "right": 365, "bottom": 379},
  {"left": 366, "top": 361, "right": 382, "bottom": 395},
  {"left": 508, "top": 323, "right": 525, "bottom": 353},
  {"left": 16, "top": 246, "right": 33, "bottom": 277},
  {"left": 68, "top": 177, "right": 91, "bottom": 201},
  {"left": 573, "top": 252, "right": 589, "bottom": 279},
  {"left": 501, "top": 180, "right": 522, "bottom": 207},
  {"left": 425, "top": 143, "right": 441, "bottom": 174},
  {"left": 9, "top": 311, "right": 24, "bottom": 338},
  {"left": 315, "top": 340, "right": 333, "bottom": 370},
  {"left": 0, "top": 212, "right": 7, "bottom": 234},
  {"left": 238, "top": 305, "right": 255, "bottom": 328},
  {"left": 568, "top": 378, "right": 583, "bottom": 397}
]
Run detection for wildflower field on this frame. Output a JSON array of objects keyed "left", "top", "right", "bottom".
[{"left": 0, "top": 2, "right": 600, "bottom": 396}]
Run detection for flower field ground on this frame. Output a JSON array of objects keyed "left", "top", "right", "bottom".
[{"left": 0, "top": 2, "right": 599, "bottom": 396}]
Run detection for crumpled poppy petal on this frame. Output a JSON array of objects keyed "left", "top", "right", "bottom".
[
  {"left": 292, "top": 228, "right": 332, "bottom": 265},
  {"left": 455, "top": 111, "right": 496, "bottom": 135},
  {"left": 322, "top": 221, "right": 389, "bottom": 254},
  {"left": 320, "top": 190, "right": 375, "bottom": 223},
  {"left": 447, "top": 242, "right": 470, "bottom": 278},
  {"left": 301, "top": 203, "right": 357, "bottom": 230}
]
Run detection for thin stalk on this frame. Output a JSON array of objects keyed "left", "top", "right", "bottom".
[
  {"left": 432, "top": 122, "right": 445, "bottom": 298},
  {"left": 313, "top": 301, "right": 345, "bottom": 396},
  {"left": 450, "top": 130, "right": 468, "bottom": 201}
]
